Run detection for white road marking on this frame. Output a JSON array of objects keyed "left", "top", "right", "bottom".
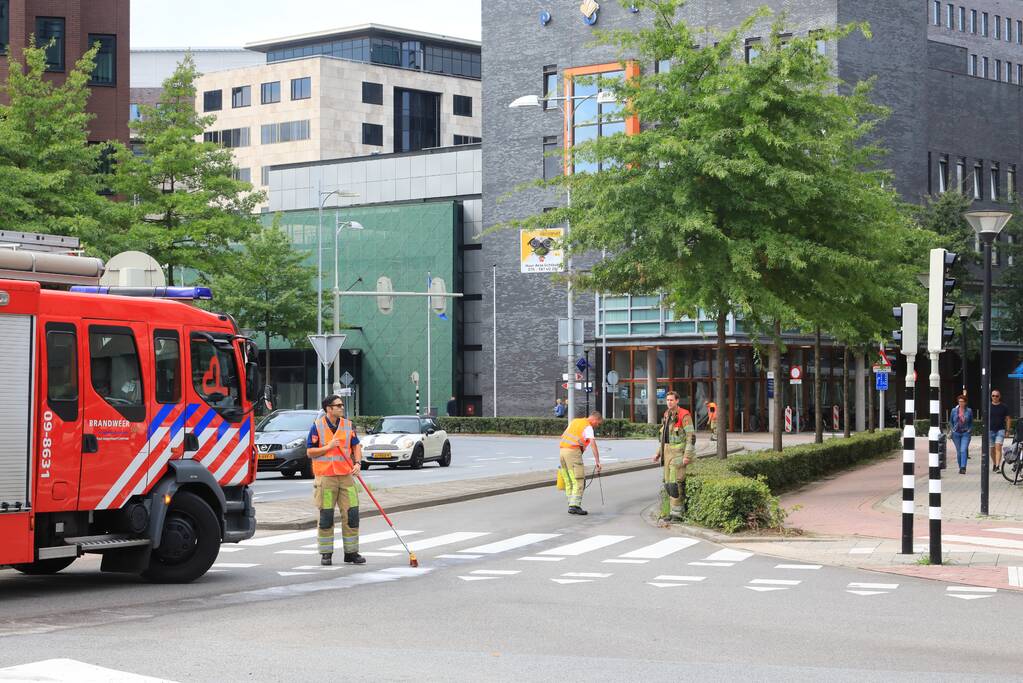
[
  {"left": 239, "top": 529, "right": 315, "bottom": 546},
  {"left": 618, "top": 537, "right": 700, "bottom": 559},
  {"left": 947, "top": 586, "right": 997, "bottom": 593},
  {"left": 211, "top": 563, "right": 259, "bottom": 569},
  {"left": 561, "top": 572, "right": 612, "bottom": 578},
  {"left": 938, "top": 534, "right": 1023, "bottom": 550},
  {"left": 847, "top": 590, "right": 888, "bottom": 596},
  {"left": 519, "top": 556, "right": 564, "bottom": 562},
  {"left": 292, "top": 565, "right": 343, "bottom": 571},
  {"left": 274, "top": 550, "right": 318, "bottom": 555},
  {"left": 603, "top": 559, "right": 649, "bottom": 564},
  {"left": 688, "top": 561, "right": 733, "bottom": 567},
  {"left": 459, "top": 576, "right": 499, "bottom": 582},
  {"left": 0, "top": 659, "right": 170, "bottom": 682},
  {"left": 471, "top": 570, "right": 521, "bottom": 575},
  {"left": 948, "top": 594, "right": 994, "bottom": 600},
  {"left": 278, "top": 571, "right": 315, "bottom": 577},
  {"left": 653, "top": 575, "right": 706, "bottom": 582},
  {"left": 382, "top": 532, "right": 490, "bottom": 552},
  {"left": 461, "top": 533, "right": 562, "bottom": 554},
  {"left": 749, "top": 579, "right": 800, "bottom": 586},
  {"left": 775, "top": 564, "right": 822, "bottom": 570},
  {"left": 360, "top": 551, "right": 400, "bottom": 557},
  {"left": 437, "top": 554, "right": 484, "bottom": 559},
  {"left": 550, "top": 578, "right": 592, "bottom": 584},
  {"left": 988, "top": 527, "right": 1023, "bottom": 536},
  {"left": 647, "top": 582, "right": 688, "bottom": 588},
  {"left": 848, "top": 582, "right": 898, "bottom": 590},
  {"left": 848, "top": 548, "right": 875, "bottom": 554},
  {"left": 745, "top": 586, "right": 788, "bottom": 592},
  {"left": 705, "top": 549, "right": 752, "bottom": 562},
  {"left": 539, "top": 535, "right": 632, "bottom": 556},
  {"left": 1008, "top": 566, "right": 1023, "bottom": 587},
  {"left": 217, "top": 547, "right": 245, "bottom": 553},
  {"left": 299, "top": 530, "right": 425, "bottom": 549}
]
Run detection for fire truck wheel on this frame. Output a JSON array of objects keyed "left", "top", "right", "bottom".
[
  {"left": 12, "top": 557, "right": 76, "bottom": 575},
  {"left": 142, "top": 491, "right": 220, "bottom": 583}
]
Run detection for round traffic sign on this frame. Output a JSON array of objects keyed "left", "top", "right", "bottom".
[
  {"left": 606, "top": 370, "right": 619, "bottom": 386},
  {"left": 790, "top": 366, "right": 802, "bottom": 381}
]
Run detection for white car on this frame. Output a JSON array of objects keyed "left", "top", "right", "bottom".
[{"left": 360, "top": 415, "right": 451, "bottom": 470}]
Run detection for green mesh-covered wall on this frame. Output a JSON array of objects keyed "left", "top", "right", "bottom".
[{"left": 265, "top": 201, "right": 458, "bottom": 416}]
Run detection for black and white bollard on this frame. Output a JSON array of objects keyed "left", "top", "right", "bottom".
[
  {"left": 902, "top": 359, "right": 916, "bottom": 554},
  {"left": 928, "top": 355, "right": 942, "bottom": 565}
]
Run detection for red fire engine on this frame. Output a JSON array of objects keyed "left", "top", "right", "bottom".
[{"left": 0, "top": 250, "right": 260, "bottom": 582}]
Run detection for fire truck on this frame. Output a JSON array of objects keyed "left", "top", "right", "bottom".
[{"left": 0, "top": 249, "right": 261, "bottom": 583}]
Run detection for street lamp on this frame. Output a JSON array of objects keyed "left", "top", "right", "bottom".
[
  {"left": 508, "top": 87, "right": 616, "bottom": 420},
  {"left": 317, "top": 185, "right": 359, "bottom": 401},
  {"left": 332, "top": 219, "right": 365, "bottom": 394},
  {"left": 956, "top": 303, "right": 976, "bottom": 397},
  {"left": 964, "top": 209, "right": 1012, "bottom": 516}
]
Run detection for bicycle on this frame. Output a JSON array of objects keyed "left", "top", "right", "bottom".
[{"left": 1001, "top": 432, "right": 1023, "bottom": 485}]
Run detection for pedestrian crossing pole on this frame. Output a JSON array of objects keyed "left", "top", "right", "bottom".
[
  {"left": 894, "top": 303, "right": 918, "bottom": 555},
  {"left": 926, "top": 248, "right": 956, "bottom": 565}
]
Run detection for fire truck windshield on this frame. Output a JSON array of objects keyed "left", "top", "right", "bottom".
[{"left": 190, "top": 334, "right": 243, "bottom": 421}]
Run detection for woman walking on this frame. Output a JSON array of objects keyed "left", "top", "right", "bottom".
[{"left": 949, "top": 394, "right": 974, "bottom": 475}]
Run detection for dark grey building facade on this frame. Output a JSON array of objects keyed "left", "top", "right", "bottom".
[{"left": 482, "top": 0, "right": 1022, "bottom": 427}]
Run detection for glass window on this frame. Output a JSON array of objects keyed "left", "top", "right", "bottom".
[
  {"left": 947, "top": 4, "right": 954, "bottom": 28},
  {"left": 393, "top": 88, "right": 440, "bottom": 153},
  {"left": 996, "top": 15, "right": 1002, "bottom": 39},
  {"left": 1007, "top": 17, "right": 1012, "bottom": 41},
  {"left": 291, "top": 76, "right": 311, "bottom": 100},
  {"left": 938, "top": 155, "right": 949, "bottom": 193},
  {"left": 957, "top": 158, "right": 965, "bottom": 190},
  {"left": 958, "top": 6, "right": 965, "bottom": 31},
  {"left": 89, "top": 327, "right": 144, "bottom": 422},
  {"left": 970, "top": 9, "right": 977, "bottom": 33},
  {"left": 190, "top": 335, "right": 242, "bottom": 421},
  {"left": 154, "top": 332, "right": 181, "bottom": 404},
  {"left": 569, "top": 69, "right": 625, "bottom": 174},
  {"left": 974, "top": 162, "right": 983, "bottom": 199},
  {"left": 46, "top": 325, "right": 78, "bottom": 421},
  {"left": 232, "top": 167, "right": 251, "bottom": 183},
  {"left": 542, "top": 64, "right": 558, "bottom": 110},
  {"left": 453, "top": 94, "right": 472, "bottom": 117},
  {"left": 1018, "top": 19, "right": 1022, "bottom": 44},
  {"left": 453, "top": 134, "right": 481, "bottom": 145},
  {"left": 203, "top": 89, "right": 222, "bottom": 112},
  {"left": 996, "top": 59, "right": 1002, "bottom": 82},
  {"left": 129, "top": 103, "right": 141, "bottom": 121},
  {"left": 543, "top": 135, "right": 561, "bottom": 179},
  {"left": 88, "top": 34, "right": 116, "bottom": 85},
  {"left": 261, "top": 120, "right": 310, "bottom": 144},
  {"left": 362, "top": 81, "right": 383, "bottom": 105},
  {"left": 261, "top": 166, "right": 271, "bottom": 186},
  {"left": 933, "top": 0, "right": 940, "bottom": 26},
  {"left": 982, "top": 12, "right": 989, "bottom": 37},
  {"left": 232, "top": 85, "right": 251, "bottom": 108},
  {"left": 1009, "top": 164, "right": 1017, "bottom": 200},
  {"left": 36, "top": 17, "right": 65, "bottom": 71},
  {"left": 0, "top": 0, "right": 7, "bottom": 54},
  {"left": 261, "top": 81, "right": 280, "bottom": 104},
  {"left": 744, "top": 37, "right": 761, "bottom": 63},
  {"left": 991, "top": 162, "right": 1000, "bottom": 200},
  {"left": 809, "top": 29, "right": 826, "bottom": 55},
  {"left": 983, "top": 56, "right": 989, "bottom": 78},
  {"left": 968, "top": 53, "right": 977, "bottom": 76},
  {"left": 362, "top": 122, "right": 383, "bottom": 146}
]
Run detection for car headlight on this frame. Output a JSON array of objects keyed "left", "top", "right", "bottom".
[
  {"left": 286, "top": 438, "right": 305, "bottom": 449},
  {"left": 397, "top": 437, "right": 416, "bottom": 449}
]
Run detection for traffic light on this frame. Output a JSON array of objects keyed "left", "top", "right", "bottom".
[
  {"left": 927, "top": 249, "right": 958, "bottom": 353},
  {"left": 893, "top": 303, "right": 918, "bottom": 353}
]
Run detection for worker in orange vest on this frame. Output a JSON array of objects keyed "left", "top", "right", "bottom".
[
  {"left": 306, "top": 394, "right": 365, "bottom": 566},
  {"left": 704, "top": 399, "right": 718, "bottom": 441},
  {"left": 654, "top": 391, "right": 696, "bottom": 521},
  {"left": 558, "top": 412, "right": 603, "bottom": 515}
]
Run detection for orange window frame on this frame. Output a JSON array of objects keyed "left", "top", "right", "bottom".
[{"left": 562, "top": 61, "right": 641, "bottom": 175}]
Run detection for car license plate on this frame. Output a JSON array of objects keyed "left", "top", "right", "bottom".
[
  {"left": 258, "top": 452, "right": 275, "bottom": 460},
  {"left": 371, "top": 453, "right": 393, "bottom": 460}
]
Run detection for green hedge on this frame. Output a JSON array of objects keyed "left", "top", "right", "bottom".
[
  {"left": 679, "top": 429, "right": 900, "bottom": 533},
  {"left": 348, "top": 415, "right": 660, "bottom": 438}
]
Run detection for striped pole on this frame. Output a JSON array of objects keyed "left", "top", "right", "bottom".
[
  {"left": 415, "top": 386, "right": 421, "bottom": 417},
  {"left": 901, "top": 355, "right": 916, "bottom": 554},
  {"left": 928, "top": 352, "right": 942, "bottom": 564}
]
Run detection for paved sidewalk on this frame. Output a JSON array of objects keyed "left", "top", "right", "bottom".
[{"left": 724, "top": 438, "right": 1023, "bottom": 591}]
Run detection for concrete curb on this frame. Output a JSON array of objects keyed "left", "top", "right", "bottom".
[{"left": 256, "top": 445, "right": 745, "bottom": 531}]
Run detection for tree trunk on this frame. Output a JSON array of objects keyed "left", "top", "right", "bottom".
[
  {"left": 771, "top": 320, "right": 783, "bottom": 452},
  {"left": 867, "top": 350, "right": 876, "bottom": 433},
  {"left": 716, "top": 310, "right": 728, "bottom": 459},
  {"left": 842, "top": 346, "right": 850, "bottom": 438},
  {"left": 814, "top": 327, "right": 823, "bottom": 444}
]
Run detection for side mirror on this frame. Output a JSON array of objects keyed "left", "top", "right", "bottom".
[
  {"left": 425, "top": 427, "right": 436, "bottom": 435},
  {"left": 366, "top": 427, "right": 377, "bottom": 435},
  {"left": 262, "top": 384, "right": 274, "bottom": 411},
  {"left": 245, "top": 361, "right": 260, "bottom": 401}
]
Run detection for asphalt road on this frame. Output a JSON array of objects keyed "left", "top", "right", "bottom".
[
  {"left": 253, "top": 434, "right": 664, "bottom": 502},
  {"left": 3, "top": 469, "right": 1022, "bottom": 681}
]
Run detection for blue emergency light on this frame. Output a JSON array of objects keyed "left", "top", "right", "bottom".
[{"left": 69, "top": 286, "right": 214, "bottom": 300}]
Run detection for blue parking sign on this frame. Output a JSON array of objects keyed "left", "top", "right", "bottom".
[{"left": 875, "top": 372, "right": 889, "bottom": 391}]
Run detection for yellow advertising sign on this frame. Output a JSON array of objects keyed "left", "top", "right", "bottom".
[{"left": 519, "top": 228, "right": 565, "bottom": 274}]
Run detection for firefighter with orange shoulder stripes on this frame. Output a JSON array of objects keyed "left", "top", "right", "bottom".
[
  {"left": 656, "top": 391, "right": 696, "bottom": 521},
  {"left": 306, "top": 394, "right": 365, "bottom": 567},
  {"left": 558, "top": 411, "right": 603, "bottom": 515}
]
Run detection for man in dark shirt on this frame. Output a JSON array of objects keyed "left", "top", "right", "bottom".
[
  {"left": 446, "top": 396, "right": 458, "bottom": 417},
  {"left": 988, "top": 389, "right": 1012, "bottom": 472}
]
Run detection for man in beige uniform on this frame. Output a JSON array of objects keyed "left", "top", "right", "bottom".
[{"left": 655, "top": 391, "right": 696, "bottom": 521}]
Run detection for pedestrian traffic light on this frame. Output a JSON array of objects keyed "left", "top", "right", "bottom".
[
  {"left": 927, "top": 249, "right": 958, "bottom": 353},
  {"left": 893, "top": 302, "right": 918, "bottom": 353}
]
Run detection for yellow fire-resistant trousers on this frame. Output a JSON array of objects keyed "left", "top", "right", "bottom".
[
  {"left": 314, "top": 474, "right": 359, "bottom": 556},
  {"left": 559, "top": 448, "right": 586, "bottom": 508},
  {"left": 661, "top": 446, "right": 687, "bottom": 518}
]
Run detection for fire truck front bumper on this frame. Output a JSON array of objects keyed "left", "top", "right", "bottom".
[{"left": 223, "top": 485, "right": 256, "bottom": 543}]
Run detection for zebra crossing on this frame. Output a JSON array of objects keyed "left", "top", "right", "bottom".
[{"left": 214, "top": 525, "right": 1006, "bottom": 601}]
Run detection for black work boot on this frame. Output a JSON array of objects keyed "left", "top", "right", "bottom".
[
  {"left": 568, "top": 506, "right": 588, "bottom": 516},
  {"left": 344, "top": 552, "right": 367, "bottom": 565},
  {"left": 320, "top": 553, "right": 332, "bottom": 566}
]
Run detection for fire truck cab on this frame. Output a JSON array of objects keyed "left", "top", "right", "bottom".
[{"left": 0, "top": 250, "right": 259, "bottom": 583}]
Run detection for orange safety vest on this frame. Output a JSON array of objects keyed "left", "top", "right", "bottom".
[
  {"left": 312, "top": 415, "right": 355, "bottom": 477},
  {"left": 559, "top": 418, "right": 593, "bottom": 452},
  {"left": 707, "top": 402, "right": 717, "bottom": 419}
]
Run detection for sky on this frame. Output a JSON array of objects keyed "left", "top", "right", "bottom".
[{"left": 131, "top": 0, "right": 482, "bottom": 48}]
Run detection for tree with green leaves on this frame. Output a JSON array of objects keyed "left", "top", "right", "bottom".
[
  {"left": 507, "top": 0, "right": 927, "bottom": 457},
  {"left": 207, "top": 218, "right": 317, "bottom": 382},
  {"left": 0, "top": 41, "right": 114, "bottom": 237},
  {"left": 107, "top": 54, "right": 264, "bottom": 281}
]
